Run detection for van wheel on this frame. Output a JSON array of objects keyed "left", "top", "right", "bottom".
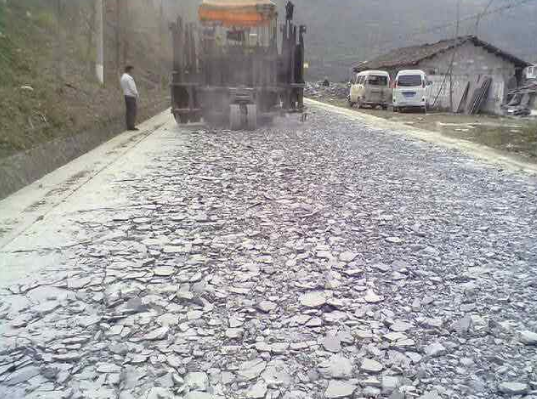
[
  {"left": 246, "top": 104, "right": 257, "bottom": 130},
  {"left": 175, "top": 113, "right": 188, "bottom": 124}
]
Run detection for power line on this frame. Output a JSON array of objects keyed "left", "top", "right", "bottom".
[
  {"left": 449, "top": 0, "right": 461, "bottom": 112},
  {"left": 412, "top": 0, "right": 534, "bottom": 39},
  {"left": 475, "top": 0, "right": 495, "bottom": 36},
  {"left": 329, "top": 0, "right": 536, "bottom": 64}
]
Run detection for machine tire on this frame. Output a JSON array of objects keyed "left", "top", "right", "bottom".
[
  {"left": 246, "top": 104, "right": 257, "bottom": 130},
  {"left": 174, "top": 113, "right": 188, "bottom": 124},
  {"left": 230, "top": 104, "right": 241, "bottom": 130}
]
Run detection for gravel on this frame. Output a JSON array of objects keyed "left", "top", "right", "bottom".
[
  {"left": 519, "top": 330, "right": 537, "bottom": 345},
  {"left": 305, "top": 81, "right": 349, "bottom": 101},
  {"left": 0, "top": 104, "right": 536, "bottom": 399}
]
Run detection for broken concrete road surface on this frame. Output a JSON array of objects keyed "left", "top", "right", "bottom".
[{"left": 1, "top": 104, "right": 537, "bottom": 399}]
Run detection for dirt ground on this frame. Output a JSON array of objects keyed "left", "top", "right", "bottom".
[{"left": 323, "top": 97, "right": 537, "bottom": 163}]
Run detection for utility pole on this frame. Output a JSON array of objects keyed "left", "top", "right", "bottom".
[
  {"left": 123, "top": 0, "right": 130, "bottom": 65},
  {"left": 449, "top": 0, "right": 460, "bottom": 112},
  {"left": 159, "top": 0, "right": 165, "bottom": 86},
  {"left": 56, "top": 0, "right": 66, "bottom": 84},
  {"left": 116, "top": 0, "right": 121, "bottom": 74},
  {"left": 95, "top": 0, "right": 104, "bottom": 85}
]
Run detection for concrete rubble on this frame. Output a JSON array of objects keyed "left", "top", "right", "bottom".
[
  {"left": 304, "top": 82, "right": 349, "bottom": 102},
  {"left": 503, "top": 81, "right": 537, "bottom": 117},
  {"left": 0, "top": 105, "right": 537, "bottom": 399}
]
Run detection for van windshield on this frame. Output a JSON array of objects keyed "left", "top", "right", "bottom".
[
  {"left": 367, "top": 76, "right": 389, "bottom": 86},
  {"left": 397, "top": 75, "right": 423, "bottom": 87}
]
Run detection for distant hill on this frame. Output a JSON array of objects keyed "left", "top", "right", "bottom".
[
  {"left": 272, "top": 0, "right": 537, "bottom": 80},
  {"left": 165, "top": 0, "right": 537, "bottom": 80}
]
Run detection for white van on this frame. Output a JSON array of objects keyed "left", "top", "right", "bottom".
[
  {"left": 392, "top": 70, "right": 430, "bottom": 112},
  {"left": 348, "top": 70, "right": 391, "bottom": 109}
]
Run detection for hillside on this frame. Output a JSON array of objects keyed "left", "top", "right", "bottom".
[
  {"left": 165, "top": 0, "right": 537, "bottom": 81},
  {"left": 0, "top": 0, "right": 170, "bottom": 159},
  {"left": 1, "top": 0, "right": 535, "bottom": 159},
  {"left": 273, "top": 0, "right": 537, "bottom": 80}
]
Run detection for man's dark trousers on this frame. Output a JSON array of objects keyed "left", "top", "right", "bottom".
[{"left": 125, "top": 96, "right": 137, "bottom": 130}]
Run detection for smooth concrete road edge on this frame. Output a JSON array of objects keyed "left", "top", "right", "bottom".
[
  {"left": 0, "top": 100, "right": 169, "bottom": 200},
  {"left": 0, "top": 110, "right": 174, "bottom": 251}
]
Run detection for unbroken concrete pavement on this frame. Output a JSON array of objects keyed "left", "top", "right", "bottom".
[{"left": 0, "top": 101, "right": 537, "bottom": 399}]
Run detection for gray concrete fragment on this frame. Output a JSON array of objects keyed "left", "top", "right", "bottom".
[
  {"left": 390, "top": 321, "right": 412, "bottom": 332},
  {"left": 238, "top": 359, "right": 266, "bottom": 381},
  {"left": 339, "top": 251, "right": 358, "bottom": 262},
  {"left": 143, "top": 326, "right": 169, "bottom": 341},
  {"left": 146, "top": 387, "right": 175, "bottom": 399},
  {"left": 184, "top": 394, "right": 215, "bottom": 399},
  {"left": 519, "top": 330, "right": 537, "bottom": 345},
  {"left": 382, "top": 376, "right": 400, "bottom": 393},
  {"left": 424, "top": 342, "right": 447, "bottom": 357},
  {"left": 360, "top": 358, "right": 383, "bottom": 373},
  {"left": 364, "top": 290, "right": 383, "bottom": 304},
  {"left": 153, "top": 266, "right": 175, "bottom": 277},
  {"left": 319, "top": 354, "right": 353, "bottom": 379},
  {"left": 185, "top": 372, "right": 209, "bottom": 391},
  {"left": 247, "top": 381, "right": 267, "bottom": 398},
  {"left": 321, "top": 333, "right": 342, "bottom": 353},
  {"left": 96, "top": 363, "right": 121, "bottom": 373},
  {"left": 498, "top": 382, "right": 528, "bottom": 395},
  {"left": 299, "top": 292, "right": 327, "bottom": 308},
  {"left": 4, "top": 366, "right": 41, "bottom": 386},
  {"left": 325, "top": 380, "right": 356, "bottom": 398},
  {"left": 257, "top": 300, "right": 277, "bottom": 313},
  {"left": 417, "top": 391, "right": 441, "bottom": 399}
]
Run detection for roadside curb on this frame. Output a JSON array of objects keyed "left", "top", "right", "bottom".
[
  {"left": 0, "top": 100, "right": 170, "bottom": 200},
  {"left": 0, "top": 110, "right": 173, "bottom": 251}
]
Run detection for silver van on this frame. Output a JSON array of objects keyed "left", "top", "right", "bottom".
[{"left": 348, "top": 70, "right": 391, "bottom": 109}]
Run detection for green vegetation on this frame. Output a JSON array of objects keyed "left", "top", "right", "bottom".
[
  {"left": 443, "top": 121, "right": 537, "bottom": 160},
  {"left": 0, "top": 1, "right": 59, "bottom": 157},
  {"left": 322, "top": 96, "right": 537, "bottom": 162},
  {"left": 0, "top": 0, "right": 170, "bottom": 160},
  {"left": 0, "top": 4, "right": 18, "bottom": 88}
]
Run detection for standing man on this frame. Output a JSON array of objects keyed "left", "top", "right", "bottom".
[
  {"left": 120, "top": 65, "right": 139, "bottom": 131},
  {"left": 285, "top": 1, "right": 294, "bottom": 21}
]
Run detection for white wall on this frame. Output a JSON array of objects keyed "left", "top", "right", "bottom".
[{"left": 418, "top": 42, "right": 518, "bottom": 114}]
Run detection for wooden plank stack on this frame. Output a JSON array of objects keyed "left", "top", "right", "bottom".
[{"left": 465, "top": 76, "right": 492, "bottom": 114}]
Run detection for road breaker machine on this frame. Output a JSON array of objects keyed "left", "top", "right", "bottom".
[{"left": 170, "top": 0, "right": 306, "bottom": 130}]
